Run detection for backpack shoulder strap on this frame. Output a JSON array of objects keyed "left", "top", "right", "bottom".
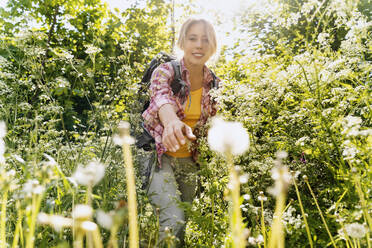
[
  {"left": 170, "top": 60, "right": 181, "bottom": 83},
  {"left": 170, "top": 60, "right": 183, "bottom": 96},
  {"left": 209, "top": 69, "right": 218, "bottom": 89}
]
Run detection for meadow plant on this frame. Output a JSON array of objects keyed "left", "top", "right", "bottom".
[
  {"left": 117, "top": 121, "right": 138, "bottom": 248},
  {"left": 208, "top": 117, "right": 249, "bottom": 248}
]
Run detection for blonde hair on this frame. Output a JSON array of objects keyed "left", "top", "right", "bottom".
[{"left": 177, "top": 18, "right": 217, "bottom": 55}]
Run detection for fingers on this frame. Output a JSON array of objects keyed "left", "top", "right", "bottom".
[
  {"left": 184, "top": 125, "right": 196, "bottom": 141},
  {"left": 174, "top": 127, "right": 186, "bottom": 145},
  {"left": 162, "top": 121, "right": 184, "bottom": 152},
  {"left": 162, "top": 121, "right": 196, "bottom": 152}
]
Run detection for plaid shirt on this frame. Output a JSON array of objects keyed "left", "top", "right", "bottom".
[{"left": 142, "top": 58, "right": 219, "bottom": 166}]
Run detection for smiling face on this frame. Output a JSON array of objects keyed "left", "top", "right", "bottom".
[{"left": 182, "top": 22, "right": 214, "bottom": 68}]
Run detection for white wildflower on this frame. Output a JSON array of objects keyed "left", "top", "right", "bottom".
[
  {"left": 22, "top": 179, "right": 45, "bottom": 197},
  {"left": 49, "top": 215, "right": 73, "bottom": 231},
  {"left": 96, "top": 210, "right": 113, "bottom": 229},
  {"left": 318, "top": 32, "right": 330, "bottom": 47},
  {"left": 295, "top": 136, "right": 309, "bottom": 146},
  {"left": 248, "top": 236, "right": 256, "bottom": 245},
  {"left": 256, "top": 234, "right": 264, "bottom": 244},
  {"left": 269, "top": 166, "right": 292, "bottom": 196},
  {"left": 72, "top": 204, "right": 93, "bottom": 220},
  {"left": 344, "top": 116, "right": 362, "bottom": 128},
  {"left": 0, "top": 121, "right": 6, "bottom": 138},
  {"left": 13, "top": 154, "right": 25, "bottom": 164},
  {"left": 239, "top": 174, "right": 249, "bottom": 184},
  {"left": 208, "top": 117, "right": 250, "bottom": 155},
  {"left": 85, "top": 45, "right": 102, "bottom": 55},
  {"left": 43, "top": 153, "right": 57, "bottom": 166},
  {"left": 37, "top": 212, "right": 49, "bottom": 224},
  {"left": 258, "top": 192, "right": 267, "bottom": 202},
  {"left": 81, "top": 221, "right": 98, "bottom": 231},
  {"left": 276, "top": 151, "right": 288, "bottom": 160},
  {"left": 342, "top": 146, "right": 359, "bottom": 161},
  {"left": 345, "top": 223, "right": 367, "bottom": 239},
  {"left": 113, "top": 134, "right": 135, "bottom": 146},
  {"left": 38, "top": 213, "right": 72, "bottom": 232},
  {"left": 72, "top": 160, "right": 105, "bottom": 186},
  {"left": 243, "top": 194, "right": 251, "bottom": 201}
]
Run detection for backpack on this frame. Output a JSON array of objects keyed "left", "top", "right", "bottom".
[{"left": 135, "top": 52, "right": 218, "bottom": 151}]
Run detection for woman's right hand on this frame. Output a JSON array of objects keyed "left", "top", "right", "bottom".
[{"left": 162, "top": 119, "right": 196, "bottom": 152}]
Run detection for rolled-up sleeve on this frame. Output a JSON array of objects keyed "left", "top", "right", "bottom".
[{"left": 142, "top": 63, "right": 179, "bottom": 129}]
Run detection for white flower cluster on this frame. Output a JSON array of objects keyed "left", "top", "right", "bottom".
[
  {"left": 345, "top": 223, "right": 368, "bottom": 239},
  {"left": 207, "top": 117, "right": 250, "bottom": 156},
  {"left": 248, "top": 234, "right": 264, "bottom": 245},
  {"left": 85, "top": 44, "right": 102, "bottom": 55},
  {"left": 0, "top": 121, "right": 6, "bottom": 164},
  {"left": 281, "top": 206, "right": 303, "bottom": 234},
  {"left": 71, "top": 160, "right": 105, "bottom": 186},
  {"left": 341, "top": 116, "right": 362, "bottom": 136}
]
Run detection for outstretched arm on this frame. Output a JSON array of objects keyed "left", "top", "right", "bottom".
[{"left": 159, "top": 104, "right": 196, "bottom": 153}]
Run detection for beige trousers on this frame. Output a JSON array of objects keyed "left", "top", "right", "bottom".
[{"left": 147, "top": 154, "right": 198, "bottom": 247}]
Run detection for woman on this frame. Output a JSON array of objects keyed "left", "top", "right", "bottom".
[{"left": 142, "top": 17, "right": 219, "bottom": 247}]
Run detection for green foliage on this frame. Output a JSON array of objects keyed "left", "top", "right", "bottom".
[{"left": 0, "top": 0, "right": 371, "bottom": 247}]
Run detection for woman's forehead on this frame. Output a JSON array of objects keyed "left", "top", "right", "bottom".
[{"left": 186, "top": 23, "right": 207, "bottom": 36}]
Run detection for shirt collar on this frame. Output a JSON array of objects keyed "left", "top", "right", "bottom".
[{"left": 180, "top": 57, "right": 214, "bottom": 86}]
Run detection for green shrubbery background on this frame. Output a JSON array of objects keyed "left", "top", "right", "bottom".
[{"left": 0, "top": 0, "right": 370, "bottom": 247}]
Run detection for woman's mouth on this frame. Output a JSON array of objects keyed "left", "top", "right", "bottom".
[{"left": 192, "top": 53, "right": 204, "bottom": 58}]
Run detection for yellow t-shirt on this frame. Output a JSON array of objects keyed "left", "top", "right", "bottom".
[{"left": 165, "top": 87, "right": 203, "bottom": 158}]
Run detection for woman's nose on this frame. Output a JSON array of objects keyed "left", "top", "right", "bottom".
[{"left": 196, "top": 39, "right": 202, "bottom": 48}]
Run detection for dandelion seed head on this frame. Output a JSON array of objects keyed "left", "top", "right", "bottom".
[
  {"left": 207, "top": 117, "right": 249, "bottom": 156},
  {"left": 22, "top": 179, "right": 45, "bottom": 197},
  {"left": 96, "top": 210, "right": 113, "bottom": 230},
  {"left": 81, "top": 221, "right": 97, "bottom": 231},
  {"left": 276, "top": 151, "right": 288, "bottom": 160},
  {"left": 345, "top": 223, "right": 367, "bottom": 239},
  {"left": 37, "top": 212, "right": 49, "bottom": 224},
  {"left": 113, "top": 134, "right": 135, "bottom": 146},
  {"left": 258, "top": 195, "right": 267, "bottom": 202},
  {"left": 51, "top": 215, "right": 72, "bottom": 231},
  {"left": 72, "top": 160, "right": 105, "bottom": 186},
  {"left": 72, "top": 204, "right": 93, "bottom": 220}
]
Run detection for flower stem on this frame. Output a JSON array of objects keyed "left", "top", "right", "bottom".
[
  {"left": 268, "top": 190, "right": 286, "bottom": 248},
  {"left": 92, "top": 226, "right": 103, "bottom": 248},
  {"left": 0, "top": 190, "right": 8, "bottom": 248},
  {"left": 292, "top": 176, "right": 313, "bottom": 248},
  {"left": 353, "top": 173, "right": 372, "bottom": 229},
  {"left": 12, "top": 206, "right": 23, "bottom": 248},
  {"left": 226, "top": 151, "right": 246, "bottom": 248},
  {"left": 304, "top": 178, "right": 338, "bottom": 248},
  {"left": 260, "top": 194, "right": 267, "bottom": 248},
  {"left": 26, "top": 193, "right": 43, "bottom": 248},
  {"left": 119, "top": 122, "right": 139, "bottom": 248}
]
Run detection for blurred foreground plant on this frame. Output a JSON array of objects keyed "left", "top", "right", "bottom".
[
  {"left": 208, "top": 117, "right": 249, "bottom": 248},
  {"left": 116, "top": 121, "right": 138, "bottom": 248}
]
